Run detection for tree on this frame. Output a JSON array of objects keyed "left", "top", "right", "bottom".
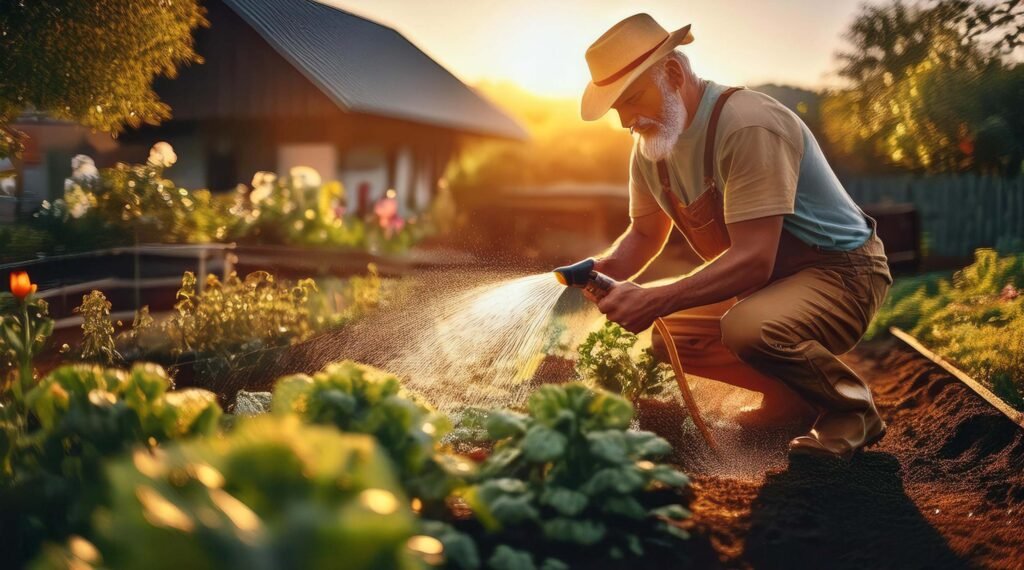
[
  {"left": 822, "top": 0, "right": 1024, "bottom": 175},
  {"left": 0, "top": 0, "right": 207, "bottom": 159}
]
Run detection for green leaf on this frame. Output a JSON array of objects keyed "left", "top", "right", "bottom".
[
  {"left": 156, "top": 388, "right": 221, "bottom": 437},
  {"left": 587, "top": 430, "right": 628, "bottom": 463},
  {"left": 624, "top": 431, "right": 672, "bottom": 458},
  {"left": 602, "top": 495, "right": 647, "bottom": 519},
  {"left": 488, "top": 494, "right": 540, "bottom": 525},
  {"left": 420, "top": 521, "right": 481, "bottom": 570},
  {"left": 582, "top": 466, "right": 645, "bottom": 495},
  {"left": 540, "top": 487, "right": 588, "bottom": 516},
  {"left": 486, "top": 411, "right": 528, "bottom": 439},
  {"left": 1, "top": 323, "right": 23, "bottom": 352},
  {"left": 651, "top": 504, "right": 691, "bottom": 521},
  {"left": 539, "top": 559, "right": 569, "bottom": 570},
  {"left": 541, "top": 517, "right": 606, "bottom": 545},
  {"left": 527, "top": 385, "right": 570, "bottom": 426},
  {"left": 521, "top": 425, "right": 567, "bottom": 462},
  {"left": 648, "top": 464, "right": 689, "bottom": 488},
  {"left": 488, "top": 545, "right": 536, "bottom": 570},
  {"left": 271, "top": 373, "right": 314, "bottom": 414},
  {"left": 480, "top": 446, "right": 524, "bottom": 478},
  {"left": 586, "top": 392, "right": 633, "bottom": 430}
]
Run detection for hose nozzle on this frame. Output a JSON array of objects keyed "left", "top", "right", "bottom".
[{"left": 552, "top": 258, "right": 614, "bottom": 293}]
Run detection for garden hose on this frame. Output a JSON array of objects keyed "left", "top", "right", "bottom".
[{"left": 553, "top": 260, "right": 719, "bottom": 453}]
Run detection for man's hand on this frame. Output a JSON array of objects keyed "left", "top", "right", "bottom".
[{"left": 592, "top": 280, "right": 666, "bottom": 334}]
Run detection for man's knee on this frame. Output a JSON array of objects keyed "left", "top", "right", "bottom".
[{"left": 719, "top": 306, "right": 769, "bottom": 362}]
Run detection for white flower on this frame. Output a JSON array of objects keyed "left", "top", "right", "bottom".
[
  {"left": 251, "top": 171, "right": 276, "bottom": 188},
  {"left": 70, "top": 154, "right": 98, "bottom": 182},
  {"left": 289, "top": 165, "right": 321, "bottom": 189},
  {"left": 64, "top": 186, "right": 94, "bottom": 219},
  {"left": 147, "top": 142, "right": 177, "bottom": 168},
  {"left": 249, "top": 171, "right": 277, "bottom": 204}
]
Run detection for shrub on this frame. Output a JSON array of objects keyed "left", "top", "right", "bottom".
[{"left": 447, "top": 384, "right": 695, "bottom": 569}]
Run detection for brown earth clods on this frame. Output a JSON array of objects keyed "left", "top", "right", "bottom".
[{"left": 689, "top": 340, "right": 1024, "bottom": 570}]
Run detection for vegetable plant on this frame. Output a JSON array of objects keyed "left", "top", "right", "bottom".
[
  {"left": 448, "top": 383, "right": 695, "bottom": 569},
  {"left": 575, "top": 322, "right": 672, "bottom": 402},
  {"left": 33, "top": 417, "right": 427, "bottom": 570},
  {"left": 0, "top": 363, "right": 221, "bottom": 566},
  {"left": 271, "top": 361, "right": 473, "bottom": 506}
]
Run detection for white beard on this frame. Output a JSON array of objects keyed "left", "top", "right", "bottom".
[{"left": 636, "top": 71, "right": 688, "bottom": 162}]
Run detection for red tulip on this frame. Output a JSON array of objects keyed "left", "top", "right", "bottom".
[{"left": 9, "top": 271, "right": 37, "bottom": 300}]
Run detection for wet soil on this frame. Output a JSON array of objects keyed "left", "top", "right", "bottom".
[{"left": 689, "top": 339, "right": 1024, "bottom": 570}]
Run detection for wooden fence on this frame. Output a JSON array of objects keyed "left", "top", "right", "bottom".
[{"left": 844, "top": 175, "right": 1024, "bottom": 258}]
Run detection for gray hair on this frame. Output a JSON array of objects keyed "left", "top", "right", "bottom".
[{"left": 656, "top": 49, "right": 698, "bottom": 84}]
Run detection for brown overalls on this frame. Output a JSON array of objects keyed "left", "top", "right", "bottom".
[{"left": 651, "top": 87, "right": 893, "bottom": 413}]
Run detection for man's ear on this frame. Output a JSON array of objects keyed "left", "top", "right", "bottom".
[{"left": 663, "top": 58, "right": 685, "bottom": 90}]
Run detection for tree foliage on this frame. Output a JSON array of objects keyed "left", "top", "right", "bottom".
[
  {"left": 822, "top": 0, "right": 1024, "bottom": 175},
  {"left": 0, "top": 0, "right": 208, "bottom": 159}
]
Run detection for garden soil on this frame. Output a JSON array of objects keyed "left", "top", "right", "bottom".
[{"left": 688, "top": 339, "right": 1024, "bottom": 569}]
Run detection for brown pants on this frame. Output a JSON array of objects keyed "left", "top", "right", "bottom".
[{"left": 652, "top": 231, "right": 892, "bottom": 413}]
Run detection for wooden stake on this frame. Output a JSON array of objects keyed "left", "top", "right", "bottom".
[{"left": 890, "top": 327, "right": 1024, "bottom": 429}]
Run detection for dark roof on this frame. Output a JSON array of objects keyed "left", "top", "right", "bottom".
[{"left": 222, "top": 0, "right": 527, "bottom": 140}]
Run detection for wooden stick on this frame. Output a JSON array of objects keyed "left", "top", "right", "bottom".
[
  {"left": 654, "top": 317, "right": 720, "bottom": 453},
  {"left": 890, "top": 327, "right": 1024, "bottom": 429}
]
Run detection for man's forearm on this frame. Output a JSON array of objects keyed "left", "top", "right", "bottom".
[
  {"left": 593, "top": 223, "right": 669, "bottom": 281},
  {"left": 650, "top": 247, "right": 773, "bottom": 315}
]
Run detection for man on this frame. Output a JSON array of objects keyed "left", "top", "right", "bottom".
[{"left": 573, "top": 14, "right": 893, "bottom": 459}]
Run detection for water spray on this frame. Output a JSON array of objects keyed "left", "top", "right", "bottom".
[{"left": 553, "top": 259, "right": 720, "bottom": 453}]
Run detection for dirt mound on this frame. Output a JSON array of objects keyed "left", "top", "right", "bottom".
[{"left": 689, "top": 340, "right": 1024, "bottom": 569}]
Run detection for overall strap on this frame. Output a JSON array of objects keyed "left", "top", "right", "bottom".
[
  {"left": 703, "top": 86, "right": 745, "bottom": 188},
  {"left": 655, "top": 85, "right": 746, "bottom": 195}
]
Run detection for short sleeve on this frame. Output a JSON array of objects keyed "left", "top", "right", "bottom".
[
  {"left": 719, "top": 126, "right": 800, "bottom": 224},
  {"left": 628, "top": 147, "right": 662, "bottom": 218}
]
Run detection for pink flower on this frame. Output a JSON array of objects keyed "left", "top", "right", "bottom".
[{"left": 375, "top": 197, "right": 398, "bottom": 221}]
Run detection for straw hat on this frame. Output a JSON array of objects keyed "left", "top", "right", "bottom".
[{"left": 581, "top": 14, "right": 693, "bottom": 121}]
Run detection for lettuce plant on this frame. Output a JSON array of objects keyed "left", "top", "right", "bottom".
[
  {"left": 0, "top": 363, "right": 221, "bottom": 566},
  {"left": 33, "top": 417, "right": 426, "bottom": 570},
  {"left": 449, "top": 384, "right": 694, "bottom": 569},
  {"left": 272, "top": 361, "right": 473, "bottom": 505}
]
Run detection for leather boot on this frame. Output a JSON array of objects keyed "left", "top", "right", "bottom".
[{"left": 788, "top": 405, "right": 886, "bottom": 460}]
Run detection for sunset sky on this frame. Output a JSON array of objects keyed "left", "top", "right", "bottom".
[{"left": 322, "top": 0, "right": 868, "bottom": 97}]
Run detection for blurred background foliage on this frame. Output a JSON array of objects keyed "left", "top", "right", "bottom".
[
  {"left": 446, "top": 0, "right": 1024, "bottom": 203},
  {"left": 0, "top": 0, "right": 207, "bottom": 160}
]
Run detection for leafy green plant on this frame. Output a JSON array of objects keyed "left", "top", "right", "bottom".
[
  {"left": 575, "top": 322, "right": 672, "bottom": 402},
  {"left": 0, "top": 363, "right": 221, "bottom": 566},
  {"left": 448, "top": 384, "right": 695, "bottom": 569},
  {"left": 868, "top": 249, "right": 1024, "bottom": 410},
  {"left": 75, "top": 290, "right": 119, "bottom": 365},
  {"left": 166, "top": 270, "right": 320, "bottom": 357},
  {"left": 32, "top": 416, "right": 427, "bottom": 570},
  {"left": 272, "top": 361, "right": 472, "bottom": 506}
]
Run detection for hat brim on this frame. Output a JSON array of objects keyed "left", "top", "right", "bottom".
[{"left": 581, "top": 24, "right": 694, "bottom": 122}]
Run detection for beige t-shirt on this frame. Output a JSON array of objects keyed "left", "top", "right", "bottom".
[{"left": 629, "top": 83, "right": 805, "bottom": 225}]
